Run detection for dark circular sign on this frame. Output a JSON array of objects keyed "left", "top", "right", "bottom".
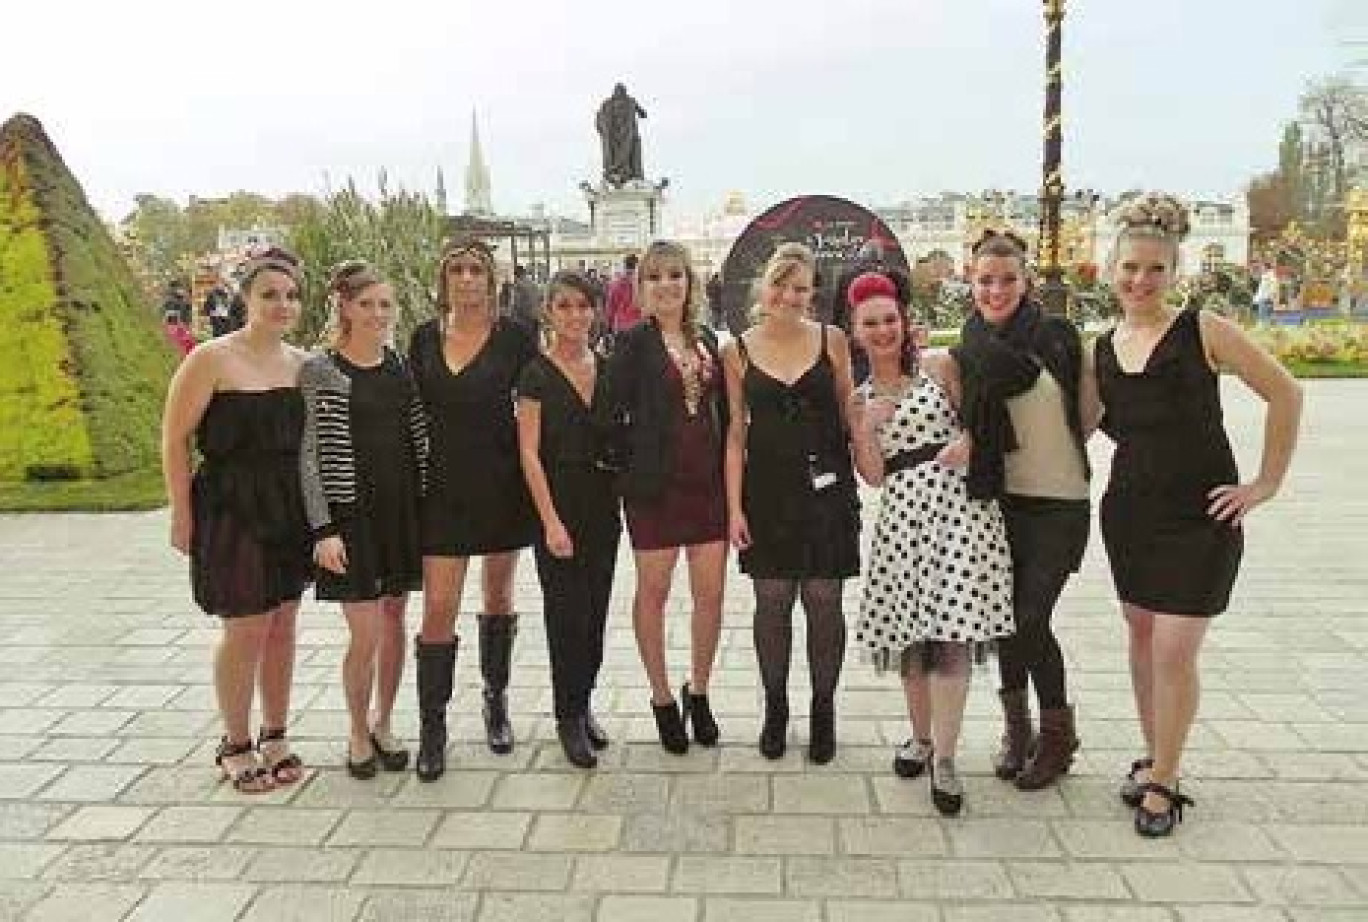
[{"left": 718, "top": 195, "right": 908, "bottom": 334}]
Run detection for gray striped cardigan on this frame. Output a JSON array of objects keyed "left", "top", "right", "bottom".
[{"left": 298, "top": 349, "right": 429, "bottom": 540}]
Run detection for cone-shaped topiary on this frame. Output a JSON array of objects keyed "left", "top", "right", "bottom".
[{"left": 0, "top": 113, "right": 175, "bottom": 482}]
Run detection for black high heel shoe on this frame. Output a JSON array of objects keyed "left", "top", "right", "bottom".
[
  {"left": 652, "top": 700, "right": 689, "bottom": 755},
  {"left": 1134, "top": 781, "right": 1192, "bottom": 838},
  {"left": 681, "top": 682, "right": 720, "bottom": 747},
  {"left": 1119, "top": 756, "right": 1154, "bottom": 808}
]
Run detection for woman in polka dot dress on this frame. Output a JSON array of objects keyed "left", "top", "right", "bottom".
[{"left": 847, "top": 271, "right": 1015, "bottom": 816}]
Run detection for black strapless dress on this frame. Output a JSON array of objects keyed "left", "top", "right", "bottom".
[{"left": 191, "top": 389, "right": 312, "bottom": 617}]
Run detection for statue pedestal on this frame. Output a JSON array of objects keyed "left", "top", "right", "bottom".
[{"left": 582, "top": 179, "right": 667, "bottom": 249}]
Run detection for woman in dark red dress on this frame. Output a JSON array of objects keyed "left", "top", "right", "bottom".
[{"left": 602, "top": 241, "right": 728, "bottom": 754}]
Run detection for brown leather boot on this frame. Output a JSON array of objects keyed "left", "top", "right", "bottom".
[
  {"left": 1014, "top": 705, "right": 1078, "bottom": 790},
  {"left": 992, "top": 688, "right": 1035, "bottom": 781}
]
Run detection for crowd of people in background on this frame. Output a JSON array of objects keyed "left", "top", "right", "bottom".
[{"left": 161, "top": 191, "right": 1302, "bottom": 839}]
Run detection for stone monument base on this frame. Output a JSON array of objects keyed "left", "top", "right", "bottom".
[{"left": 583, "top": 179, "right": 667, "bottom": 249}]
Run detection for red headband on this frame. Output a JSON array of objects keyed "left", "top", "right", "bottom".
[{"left": 847, "top": 271, "right": 898, "bottom": 308}]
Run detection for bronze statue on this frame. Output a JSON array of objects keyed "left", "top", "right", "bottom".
[{"left": 596, "top": 83, "right": 647, "bottom": 186}]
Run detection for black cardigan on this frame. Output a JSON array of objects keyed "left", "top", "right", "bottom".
[{"left": 600, "top": 319, "right": 728, "bottom": 503}]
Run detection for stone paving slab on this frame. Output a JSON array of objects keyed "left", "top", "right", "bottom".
[{"left": 0, "top": 380, "right": 1365, "bottom": 919}]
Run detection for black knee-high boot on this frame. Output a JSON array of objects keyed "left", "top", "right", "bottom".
[
  {"left": 479, "top": 614, "right": 517, "bottom": 754},
  {"left": 414, "top": 636, "right": 457, "bottom": 782}
]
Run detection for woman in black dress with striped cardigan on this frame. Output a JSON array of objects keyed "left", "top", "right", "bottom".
[{"left": 300, "top": 262, "right": 428, "bottom": 779}]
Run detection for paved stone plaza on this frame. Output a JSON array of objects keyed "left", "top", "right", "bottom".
[{"left": 0, "top": 379, "right": 1365, "bottom": 921}]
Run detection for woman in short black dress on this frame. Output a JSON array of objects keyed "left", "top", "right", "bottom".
[
  {"left": 722, "top": 242, "right": 861, "bottom": 765},
  {"left": 602, "top": 240, "right": 729, "bottom": 755},
  {"left": 300, "top": 262, "right": 427, "bottom": 779},
  {"left": 517, "top": 271, "right": 621, "bottom": 769},
  {"left": 407, "top": 238, "right": 538, "bottom": 780},
  {"left": 161, "top": 248, "right": 312, "bottom": 794},
  {"left": 1095, "top": 194, "right": 1302, "bottom": 836}
]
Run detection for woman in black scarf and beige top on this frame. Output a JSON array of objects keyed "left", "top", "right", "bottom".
[{"left": 952, "top": 229, "right": 1099, "bottom": 791}]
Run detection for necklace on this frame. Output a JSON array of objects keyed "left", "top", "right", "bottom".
[
  {"left": 665, "top": 337, "right": 707, "bottom": 417},
  {"left": 867, "top": 373, "right": 910, "bottom": 400}
]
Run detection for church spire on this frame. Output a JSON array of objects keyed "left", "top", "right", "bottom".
[{"left": 464, "top": 111, "right": 493, "bottom": 216}]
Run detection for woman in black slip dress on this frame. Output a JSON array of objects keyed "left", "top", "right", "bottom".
[
  {"left": 1094, "top": 194, "right": 1302, "bottom": 837},
  {"left": 406, "top": 238, "right": 538, "bottom": 780},
  {"left": 300, "top": 262, "right": 427, "bottom": 780},
  {"left": 722, "top": 242, "right": 861, "bottom": 765},
  {"left": 161, "top": 248, "right": 312, "bottom": 794}
]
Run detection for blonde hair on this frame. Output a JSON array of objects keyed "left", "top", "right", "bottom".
[
  {"left": 752, "top": 241, "right": 816, "bottom": 324},
  {"left": 434, "top": 237, "right": 497, "bottom": 325},
  {"left": 1111, "top": 192, "right": 1191, "bottom": 272},
  {"left": 320, "top": 260, "right": 384, "bottom": 349},
  {"left": 636, "top": 239, "right": 703, "bottom": 344}
]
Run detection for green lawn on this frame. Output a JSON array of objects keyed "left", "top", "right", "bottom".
[{"left": 0, "top": 468, "right": 166, "bottom": 512}]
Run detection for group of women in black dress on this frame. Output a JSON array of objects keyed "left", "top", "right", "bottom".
[{"left": 161, "top": 191, "right": 1301, "bottom": 838}]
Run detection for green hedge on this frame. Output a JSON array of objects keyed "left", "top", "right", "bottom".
[{"left": 0, "top": 114, "right": 175, "bottom": 493}]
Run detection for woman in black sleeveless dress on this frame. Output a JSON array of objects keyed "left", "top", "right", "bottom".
[
  {"left": 407, "top": 238, "right": 538, "bottom": 779},
  {"left": 1095, "top": 194, "right": 1302, "bottom": 836},
  {"left": 162, "top": 249, "right": 312, "bottom": 794},
  {"left": 722, "top": 242, "right": 860, "bottom": 765}
]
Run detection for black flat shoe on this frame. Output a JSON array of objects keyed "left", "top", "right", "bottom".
[
  {"left": 346, "top": 748, "right": 379, "bottom": 781},
  {"left": 893, "top": 738, "right": 933, "bottom": 779},
  {"left": 370, "top": 731, "right": 410, "bottom": 772},
  {"left": 584, "top": 711, "right": 610, "bottom": 751},
  {"left": 1119, "top": 756, "right": 1154, "bottom": 808},
  {"left": 929, "top": 756, "right": 964, "bottom": 817},
  {"left": 1134, "top": 781, "right": 1192, "bottom": 838},
  {"left": 681, "top": 682, "right": 720, "bottom": 747},
  {"left": 652, "top": 700, "right": 689, "bottom": 755}
]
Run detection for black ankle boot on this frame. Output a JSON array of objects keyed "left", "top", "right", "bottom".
[
  {"left": 681, "top": 682, "right": 719, "bottom": 747},
  {"left": 478, "top": 615, "right": 517, "bottom": 755},
  {"left": 652, "top": 700, "right": 689, "bottom": 755},
  {"left": 808, "top": 698, "right": 836, "bottom": 765},
  {"left": 759, "top": 697, "right": 788, "bottom": 760},
  {"left": 414, "top": 636, "right": 457, "bottom": 783},
  {"left": 556, "top": 716, "right": 598, "bottom": 769}
]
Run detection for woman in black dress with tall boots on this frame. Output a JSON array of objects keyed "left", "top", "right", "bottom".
[
  {"left": 408, "top": 238, "right": 538, "bottom": 780},
  {"left": 517, "top": 272, "right": 621, "bottom": 768},
  {"left": 1095, "top": 194, "right": 1302, "bottom": 836},
  {"left": 161, "top": 248, "right": 312, "bottom": 794},
  {"left": 602, "top": 240, "right": 728, "bottom": 755},
  {"left": 300, "top": 262, "right": 428, "bottom": 778},
  {"left": 722, "top": 242, "right": 861, "bottom": 764}
]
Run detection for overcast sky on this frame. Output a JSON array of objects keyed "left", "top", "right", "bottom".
[{"left": 3, "top": 0, "right": 1364, "bottom": 224}]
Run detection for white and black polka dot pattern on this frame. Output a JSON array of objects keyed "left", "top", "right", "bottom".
[{"left": 854, "top": 375, "right": 1015, "bottom": 660}]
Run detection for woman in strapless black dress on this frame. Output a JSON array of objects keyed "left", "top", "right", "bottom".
[
  {"left": 1094, "top": 195, "right": 1302, "bottom": 837},
  {"left": 162, "top": 248, "right": 312, "bottom": 795},
  {"left": 406, "top": 238, "right": 538, "bottom": 780},
  {"left": 722, "top": 242, "right": 861, "bottom": 766}
]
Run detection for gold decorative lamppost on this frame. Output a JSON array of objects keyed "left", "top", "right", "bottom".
[{"left": 1038, "top": 0, "right": 1068, "bottom": 316}]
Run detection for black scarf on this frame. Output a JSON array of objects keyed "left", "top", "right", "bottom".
[{"left": 952, "top": 300, "right": 1087, "bottom": 500}]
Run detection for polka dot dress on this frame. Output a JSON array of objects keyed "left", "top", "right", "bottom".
[{"left": 854, "top": 373, "right": 1015, "bottom": 665}]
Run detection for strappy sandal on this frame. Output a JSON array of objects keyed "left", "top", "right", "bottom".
[
  {"left": 257, "top": 726, "right": 305, "bottom": 785},
  {"left": 1134, "top": 781, "right": 1193, "bottom": 838},
  {"left": 215, "top": 737, "right": 275, "bottom": 794}
]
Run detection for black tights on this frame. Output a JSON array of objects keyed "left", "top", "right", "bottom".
[
  {"left": 753, "top": 578, "right": 846, "bottom": 706},
  {"left": 997, "top": 566, "right": 1071, "bottom": 709}
]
